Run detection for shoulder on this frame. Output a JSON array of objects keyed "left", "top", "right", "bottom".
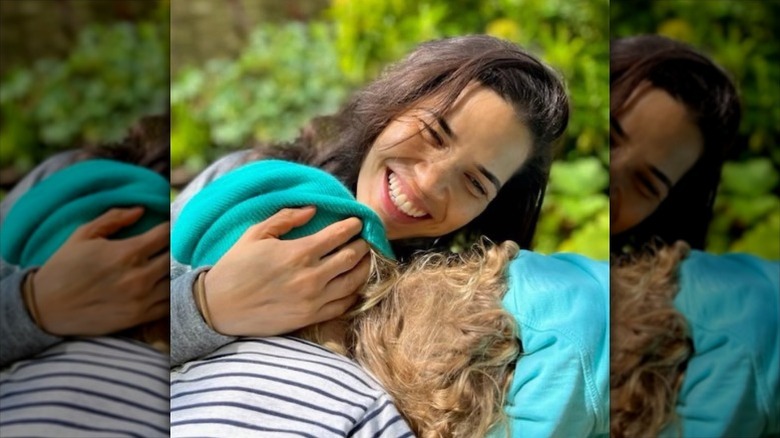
[
  {"left": 675, "top": 251, "right": 778, "bottom": 353},
  {"left": 673, "top": 251, "right": 779, "bottom": 435},
  {"left": 504, "top": 250, "right": 609, "bottom": 339},
  {"left": 501, "top": 251, "right": 610, "bottom": 435},
  {"left": 0, "top": 337, "right": 168, "bottom": 437},
  {"left": 171, "top": 336, "right": 412, "bottom": 437}
]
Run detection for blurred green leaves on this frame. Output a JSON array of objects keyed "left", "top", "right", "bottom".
[
  {"left": 708, "top": 159, "right": 780, "bottom": 259},
  {"left": 0, "top": 22, "right": 168, "bottom": 171},
  {"left": 536, "top": 158, "right": 610, "bottom": 259},
  {"left": 171, "top": 22, "right": 349, "bottom": 170}
]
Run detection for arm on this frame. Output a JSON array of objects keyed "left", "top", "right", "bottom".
[
  {"left": 169, "top": 150, "right": 250, "bottom": 365},
  {"left": 170, "top": 151, "right": 372, "bottom": 365},
  {"left": 0, "top": 267, "right": 61, "bottom": 366},
  {"left": 170, "top": 267, "right": 235, "bottom": 366},
  {"left": 669, "top": 253, "right": 780, "bottom": 437},
  {"left": 0, "top": 151, "right": 85, "bottom": 366}
]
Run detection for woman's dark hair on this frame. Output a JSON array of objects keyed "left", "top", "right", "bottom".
[
  {"left": 610, "top": 35, "right": 741, "bottom": 254},
  {"left": 248, "top": 35, "right": 569, "bottom": 258},
  {"left": 87, "top": 113, "right": 171, "bottom": 179}
]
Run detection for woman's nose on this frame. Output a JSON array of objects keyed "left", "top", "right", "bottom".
[{"left": 414, "top": 161, "right": 450, "bottom": 202}]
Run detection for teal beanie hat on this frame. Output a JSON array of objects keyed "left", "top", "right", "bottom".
[
  {"left": 1, "top": 159, "right": 170, "bottom": 268},
  {"left": 172, "top": 159, "right": 394, "bottom": 267}
]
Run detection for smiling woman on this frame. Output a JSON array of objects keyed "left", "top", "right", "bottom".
[
  {"left": 609, "top": 35, "right": 741, "bottom": 253},
  {"left": 357, "top": 84, "right": 533, "bottom": 240},
  {"left": 170, "top": 34, "right": 570, "bottom": 367},
  {"left": 610, "top": 85, "right": 704, "bottom": 235}
]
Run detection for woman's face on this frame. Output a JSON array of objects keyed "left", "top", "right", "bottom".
[
  {"left": 356, "top": 85, "right": 532, "bottom": 240},
  {"left": 610, "top": 84, "right": 704, "bottom": 235}
]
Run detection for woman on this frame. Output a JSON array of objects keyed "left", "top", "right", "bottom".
[
  {"left": 171, "top": 34, "right": 570, "bottom": 365},
  {"left": 0, "top": 116, "right": 171, "bottom": 437},
  {"left": 171, "top": 35, "right": 610, "bottom": 437},
  {"left": 171, "top": 159, "right": 519, "bottom": 437},
  {"left": 171, "top": 159, "right": 608, "bottom": 437},
  {"left": 1, "top": 115, "right": 171, "bottom": 365},
  {"left": 609, "top": 35, "right": 779, "bottom": 437},
  {"left": 609, "top": 34, "right": 741, "bottom": 254}
]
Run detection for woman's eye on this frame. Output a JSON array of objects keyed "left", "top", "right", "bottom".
[
  {"left": 468, "top": 175, "right": 487, "bottom": 196},
  {"left": 421, "top": 121, "right": 445, "bottom": 148},
  {"left": 635, "top": 172, "right": 661, "bottom": 199}
]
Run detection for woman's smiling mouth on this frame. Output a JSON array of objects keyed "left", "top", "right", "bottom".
[{"left": 387, "top": 171, "right": 428, "bottom": 218}]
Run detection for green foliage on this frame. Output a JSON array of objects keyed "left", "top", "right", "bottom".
[
  {"left": 171, "top": 22, "right": 350, "bottom": 169},
  {"left": 707, "top": 159, "right": 780, "bottom": 259},
  {"left": 0, "top": 22, "right": 168, "bottom": 171},
  {"left": 535, "top": 158, "right": 609, "bottom": 259}
]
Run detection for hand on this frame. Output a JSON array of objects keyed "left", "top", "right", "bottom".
[
  {"left": 31, "top": 207, "right": 170, "bottom": 336},
  {"left": 203, "top": 206, "right": 372, "bottom": 337}
]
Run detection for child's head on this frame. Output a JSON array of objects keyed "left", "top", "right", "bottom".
[
  {"left": 610, "top": 241, "right": 693, "bottom": 437},
  {"left": 302, "top": 239, "right": 521, "bottom": 437}
]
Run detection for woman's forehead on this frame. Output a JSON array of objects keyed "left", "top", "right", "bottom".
[{"left": 620, "top": 86, "right": 704, "bottom": 185}]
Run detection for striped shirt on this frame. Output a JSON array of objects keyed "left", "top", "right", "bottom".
[
  {"left": 171, "top": 336, "right": 414, "bottom": 438},
  {"left": 0, "top": 336, "right": 170, "bottom": 438}
]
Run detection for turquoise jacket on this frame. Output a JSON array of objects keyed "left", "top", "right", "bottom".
[
  {"left": 492, "top": 251, "right": 610, "bottom": 437},
  {"left": 663, "top": 251, "right": 780, "bottom": 437}
]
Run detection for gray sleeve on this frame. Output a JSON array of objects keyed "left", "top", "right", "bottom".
[
  {"left": 0, "top": 266, "right": 63, "bottom": 367},
  {"left": 349, "top": 394, "right": 415, "bottom": 438},
  {"left": 169, "top": 150, "right": 250, "bottom": 366},
  {"left": 0, "top": 151, "right": 86, "bottom": 367},
  {"left": 0, "top": 150, "right": 86, "bottom": 223},
  {"left": 169, "top": 267, "right": 236, "bottom": 366}
]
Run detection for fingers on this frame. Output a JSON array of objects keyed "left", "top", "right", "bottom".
[
  {"left": 244, "top": 206, "right": 317, "bottom": 240},
  {"left": 139, "top": 297, "right": 170, "bottom": 326},
  {"left": 319, "top": 238, "right": 370, "bottom": 280},
  {"left": 146, "top": 250, "right": 170, "bottom": 282},
  {"left": 73, "top": 207, "right": 145, "bottom": 240},
  {"left": 313, "top": 293, "right": 360, "bottom": 325},
  {"left": 320, "top": 254, "right": 371, "bottom": 304},
  {"left": 149, "top": 271, "right": 170, "bottom": 302},
  {"left": 302, "top": 217, "right": 364, "bottom": 258},
  {"left": 131, "top": 281, "right": 169, "bottom": 328},
  {"left": 124, "top": 221, "right": 170, "bottom": 259}
]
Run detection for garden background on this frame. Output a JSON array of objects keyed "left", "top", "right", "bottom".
[{"left": 1, "top": 0, "right": 777, "bottom": 258}]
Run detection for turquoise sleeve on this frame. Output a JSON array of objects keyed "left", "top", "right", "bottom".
[
  {"left": 666, "top": 251, "right": 779, "bottom": 437},
  {"left": 489, "top": 251, "right": 609, "bottom": 438}
]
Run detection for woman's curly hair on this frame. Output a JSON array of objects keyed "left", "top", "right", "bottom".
[
  {"left": 299, "top": 239, "right": 521, "bottom": 437},
  {"left": 610, "top": 241, "right": 694, "bottom": 437}
]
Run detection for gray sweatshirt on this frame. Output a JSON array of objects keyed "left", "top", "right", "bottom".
[
  {"left": 169, "top": 150, "right": 252, "bottom": 366},
  {"left": 0, "top": 151, "right": 87, "bottom": 366}
]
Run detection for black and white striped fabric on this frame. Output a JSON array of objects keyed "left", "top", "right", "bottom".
[
  {"left": 171, "top": 336, "right": 414, "bottom": 438},
  {"left": 0, "top": 336, "right": 170, "bottom": 438}
]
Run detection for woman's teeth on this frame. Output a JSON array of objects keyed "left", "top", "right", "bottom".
[{"left": 388, "top": 172, "right": 426, "bottom": 218}]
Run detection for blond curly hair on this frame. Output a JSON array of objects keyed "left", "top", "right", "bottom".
[
  {"left": 610, "top": 241, "right": 694, "bottom": 437},
  {"left": 299, "top": 240, "right": 521, "bottom": 438}
]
